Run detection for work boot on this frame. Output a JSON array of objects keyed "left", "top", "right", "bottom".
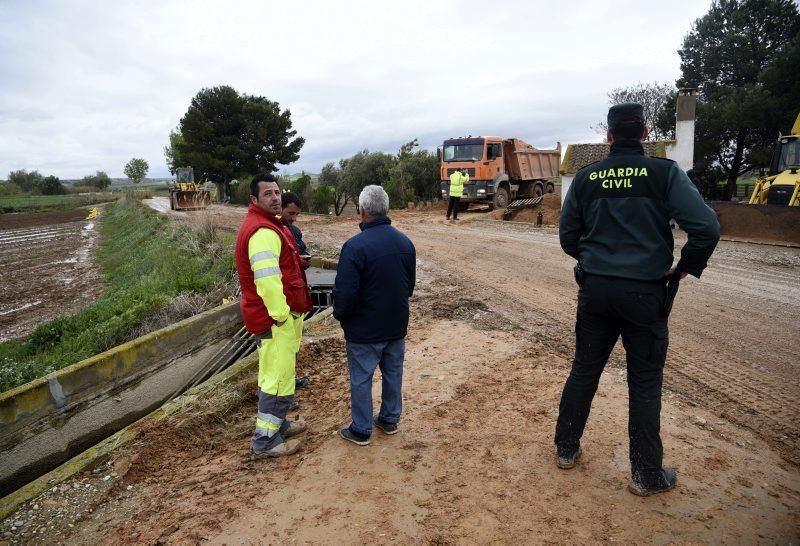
[
  {"left": 373, "top": 415, "right": 398, "bottom": 435},
  {"left": 296, "top": 376, "right": 310, "bottom": 389},
  {"left": 339, "top": 425, "right": 370, "bottom": 446},
  {"left": 556, "top": 444, "right": 581, "bottom": 469},
  {"left": 288, "top": 396, "right": 300, "bottom": 411},
  {"left": 283, "top": 419, "right": 307, "bottom": 439},
  {"left": 628, "top": 468, "right": 677, "bottom": 496},
  {"left": 252, "top": 438, "right": 302, "bottom": 459}
]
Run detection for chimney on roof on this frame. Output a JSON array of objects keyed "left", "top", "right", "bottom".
[{"left": 674, "top": 88, "right": 698, "bottom": 172}]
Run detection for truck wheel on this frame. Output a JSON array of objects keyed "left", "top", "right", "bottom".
[
  {"left": 493, "top": 187, "right": 510, "bottom": 208},
  {"left": 533, "top": 184, "right": 544, "bottom": 198},
  {"left": 545, "top": 182, "right": 555, "bottom": 193},
  {"left": 169, "top": 193, "right": 175, "bottom": 210}
]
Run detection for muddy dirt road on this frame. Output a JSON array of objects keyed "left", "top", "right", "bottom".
[
  {"left": 9, "top": 204, "right": 797, "bottom": 543},
  {"left": 0, "top": 208, "right": 102, "bottom": 342}
]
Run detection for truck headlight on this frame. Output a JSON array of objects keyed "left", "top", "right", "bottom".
[{"left": 477, "top": 189, "right": 486, "bottom": 195}]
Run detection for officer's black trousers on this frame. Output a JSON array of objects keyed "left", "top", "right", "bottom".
[
  {"left": 555, "top": 274, "right": 669, "bottom": 478},
  {"left": 446, "top": 196, "right": 461, "bottom": 219}
]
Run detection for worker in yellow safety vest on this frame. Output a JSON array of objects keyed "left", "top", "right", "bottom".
[
  {"left": 446, "top": 169, "right": 469, "bottom": 221},
  {"left": 234, "top": 173, "right": 313, "bottom": 458}
]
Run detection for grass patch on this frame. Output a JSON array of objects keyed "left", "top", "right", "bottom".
[
  {"left": 0, "top": 200, "right": 236, "bottom": 392},
  {"left": 0, "top": 193, "right": 118, "bottom": 214}
]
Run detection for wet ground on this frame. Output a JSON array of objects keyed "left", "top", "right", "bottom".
[
  {"left": 2, "top": 202, "right": 798, "bottom": 543},
  {"left": 0, "top": 207, "right": 102, "bottom": 342}
]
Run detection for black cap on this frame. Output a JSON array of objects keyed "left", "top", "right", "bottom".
[{"left": 607, "top": 103, "right": 644, "bottom": 131}]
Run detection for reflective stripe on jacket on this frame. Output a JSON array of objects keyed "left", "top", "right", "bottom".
[
  {"left": 235, "top": 204, "right": 312, "bottom": 335},
  {"left": 449, "top": 171, "right": 468, "bottom": 197}
]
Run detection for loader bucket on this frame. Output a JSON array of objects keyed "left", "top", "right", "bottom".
[
  {"left": 172, "top": 190, "right": 211, "bottom": 211},
  {"left": 711, "top": 202, "right": 800, "bottom": 245}
]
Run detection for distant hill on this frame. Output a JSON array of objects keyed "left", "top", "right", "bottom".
[{"left": 62, "top": 178, "right": 172, "bottom": 187}]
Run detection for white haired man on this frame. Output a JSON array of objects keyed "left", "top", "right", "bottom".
[{"left": 333, "top": 185, "right": 416, "bottom": 445}]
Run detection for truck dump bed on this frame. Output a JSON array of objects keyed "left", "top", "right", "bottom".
[{"left": 503, "top": 139, "right": 561, "bottom": 181}]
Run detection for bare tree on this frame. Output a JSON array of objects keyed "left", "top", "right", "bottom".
[{"left": 593, "top": 81, "right": 674, "bottom": 140}]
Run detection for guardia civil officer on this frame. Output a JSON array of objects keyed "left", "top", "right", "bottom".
[{"left": 554, "top": 103, "right": 720, "bottom": 496}]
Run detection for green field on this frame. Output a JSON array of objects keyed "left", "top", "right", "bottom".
[
  {"left": 0, "top": 200, "right": 236, "bottom": 392},
  {"left": 0, "top": 193, "right": 118, "bottom": 214}
]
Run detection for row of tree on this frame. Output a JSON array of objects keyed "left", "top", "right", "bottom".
[
  {"left": 3, "top": 158, "right": 149, "bottom": 196},
  {"left": 318, "top": 139, "right": 439, "bottom": 215},
  {"left": 227, "top": 139, "right": 440, "bottom": 216},
  {"left": 5, "top": 170, "right": 65, "bottom": 195},
  {"left": 3, "top": 170, "right": 112, "bottom": 195}
]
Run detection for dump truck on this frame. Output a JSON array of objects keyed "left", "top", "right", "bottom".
[
  {"left": 748, "top": 113, "right": 800, "bottom": 207},
  {"left": 439, "top": 136, "right": 561, "bottom": 210},
  {"left": 169, "top": 167, "right": 212, "bottom": 211}
]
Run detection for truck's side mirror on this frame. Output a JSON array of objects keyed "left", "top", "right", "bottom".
[{"left": 437, "top": 147, "right": 442, "bottom": 161}]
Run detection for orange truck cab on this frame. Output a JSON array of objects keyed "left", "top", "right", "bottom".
[{"left": 440, "top": 136, "right": 561, "bottom": 210}]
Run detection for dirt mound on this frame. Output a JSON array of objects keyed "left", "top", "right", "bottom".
[
  {"left": 93, "top": 336, "right": 350, "bottom": 544},
  {"left": 487, "top": 192, "right": 561, "bottom": 224}
]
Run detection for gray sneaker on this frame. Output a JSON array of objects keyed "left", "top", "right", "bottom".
[
  {"left": 373, "top": 415, "right": 398, "bottom": 435},
  {"left": 339, "top": 426, "right": 370, "bottom": 446}
]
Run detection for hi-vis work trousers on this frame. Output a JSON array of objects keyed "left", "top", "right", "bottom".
[{"left": 252, "top": 313, "right": 304, "bottom": 452}]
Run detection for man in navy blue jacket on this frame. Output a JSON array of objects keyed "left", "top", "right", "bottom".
[{"left": 333, "top": 185, "right": 416, "bottom": 446}]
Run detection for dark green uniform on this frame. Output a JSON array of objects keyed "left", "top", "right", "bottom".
[{"left": 555, "top": 138, "right": 720, "bottom": 484}]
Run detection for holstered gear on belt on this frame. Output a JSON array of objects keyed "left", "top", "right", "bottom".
[
  {"left": 573, "top": 262, "right": 585, "bottom": 287},
  {"left": 662, "top": 265, "right": 682, "bottom": 318}
]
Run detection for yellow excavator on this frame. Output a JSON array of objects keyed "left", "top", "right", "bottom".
[
  {"left": 748, "top": 113, "right": 800, "bottom": 206},
  {"left": 169, "top": 167, "right": 211, "bottom": 211}
]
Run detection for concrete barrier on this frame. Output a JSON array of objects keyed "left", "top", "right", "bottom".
[
  {"left": 0, "top": 306, "right": 335, "bottom": 520},
  {"left": 0, "top": 302, "right": 241, "bottom": 497}
]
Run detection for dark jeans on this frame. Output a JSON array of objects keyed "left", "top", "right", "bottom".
[
  {"left": 346, "top": 339, "right": 405, "bottom": 436},
  {"left": 555, "top": 274, "right": 669, "bottom": 478},
  {"left": 446, "top": 196, "right": 461, "bottom": 219}
]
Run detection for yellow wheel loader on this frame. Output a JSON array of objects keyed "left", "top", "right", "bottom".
[
  {"left": 749, "top": 113, "right": 800, "bottom": 206},
  {"left": 169, "top": 167, "right": 212, "bottom": 211}
]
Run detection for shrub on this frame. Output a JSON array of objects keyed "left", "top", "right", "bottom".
[
  {"left": 82, "top": 171, "right": 112, "bottom": 190},
  {"left": 40, "top": 175, "right": 66, "bottom": 195},
  {"left": 310, "top": 185, "right": 334, "bottom": 214},
  {"left": 67, "top": 185, "right": 101, "bottom": 194},
  {"left": 0, "top": 182, "right": 21, "bottom": 196}
]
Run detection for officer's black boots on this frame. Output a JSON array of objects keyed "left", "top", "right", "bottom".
[
  {"left": 556, "top": 445, "right": 582, "bottom": 469},
  {"left": 627, "top": 467, "right": 677, "bottom": 496}
]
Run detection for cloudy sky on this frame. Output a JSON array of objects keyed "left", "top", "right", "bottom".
[{"left": 0, "top": 0, "right": 711, "bottom": 179}]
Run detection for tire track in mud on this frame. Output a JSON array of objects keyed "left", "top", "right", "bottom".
[{"left": 405, "top": 215, "right": 800, "bottom": 469}]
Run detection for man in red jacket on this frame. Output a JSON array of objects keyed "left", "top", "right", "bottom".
[{"left": 235, "top": 173, "right": 312, "bottom": 458}]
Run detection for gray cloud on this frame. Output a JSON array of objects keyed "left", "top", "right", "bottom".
[{"left": 0, "top": 0, "right": 711, "bottom": 179}]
